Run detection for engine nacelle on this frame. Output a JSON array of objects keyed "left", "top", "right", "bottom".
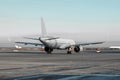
[{"left": 74, "top": 46, "right": 80, "bottom": 52}]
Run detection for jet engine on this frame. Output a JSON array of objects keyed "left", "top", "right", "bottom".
[
  {"left": 44, "top": 47, "right": 53, "bottom": 53},
  {"left": 74, "top": 46, "right": 80, "bottom": 52}
]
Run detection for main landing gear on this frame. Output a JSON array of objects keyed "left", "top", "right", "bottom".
[
  {"left": 44, "top": 47, "right": 53, "bottom": 54},
  {"left": 67, "top": 47, "right": 72, "bottom": 54}
]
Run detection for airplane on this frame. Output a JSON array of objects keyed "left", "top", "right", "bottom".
[{"left": 15, "top": 18, "right": 104, "bottom": 54}]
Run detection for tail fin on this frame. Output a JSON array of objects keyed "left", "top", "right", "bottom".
[{"left": 41, "top": 18, "right": 47, "bottom": 37}]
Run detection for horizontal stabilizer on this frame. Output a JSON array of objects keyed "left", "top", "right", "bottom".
[
  {"left": 24, "top": 37, "right": 39, "bottom": 40},
  {"left": 45, "top": 37, "right": 60, "bottom": 40}
]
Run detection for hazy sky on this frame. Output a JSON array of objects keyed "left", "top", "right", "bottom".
[{"left": 0, "top": 0, "right": 120, "bottom": 41}]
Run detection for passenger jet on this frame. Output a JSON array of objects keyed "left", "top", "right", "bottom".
[{"left": 16, "top": 18, "right": 104, "bottom": 54}]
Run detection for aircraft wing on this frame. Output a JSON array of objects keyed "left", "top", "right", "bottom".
[
  {"left": 109, "top": 46, "right": 120, "bottom": 49},
  {"left": 15, "top": 42, "right": 44, "bottom": 46},
  {"left": 75, "top": 41, "right": 105, "bottom": 46}
]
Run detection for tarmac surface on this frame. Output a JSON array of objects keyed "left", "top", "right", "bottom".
[{"left": 0, "top": 50, "right": 120, "bottom": 80}]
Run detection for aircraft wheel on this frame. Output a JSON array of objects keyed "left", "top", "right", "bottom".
[
  {"left": 67, "top": 51, "right": 72, "bottom": 54},
  {"left": 46, "top": 49, "right": 52, "bottom": 54},
  {"left": 47, "top": 52, "right": 52, "bottom": 54},
  {"left": 45, "top": 47, "right": 53, "bottom": 54}
]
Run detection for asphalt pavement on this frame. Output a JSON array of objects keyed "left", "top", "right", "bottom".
[{"left": 0, "top": 50, "right": 120, "bottom": 79}]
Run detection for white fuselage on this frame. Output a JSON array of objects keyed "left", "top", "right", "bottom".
[{"left": 40, "top": 38, "right": 75, "bottom": 49}]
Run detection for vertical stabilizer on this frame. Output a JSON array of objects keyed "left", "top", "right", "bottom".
[{"left": 41, "top": 18, "right": 47, "bottom": 37}]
